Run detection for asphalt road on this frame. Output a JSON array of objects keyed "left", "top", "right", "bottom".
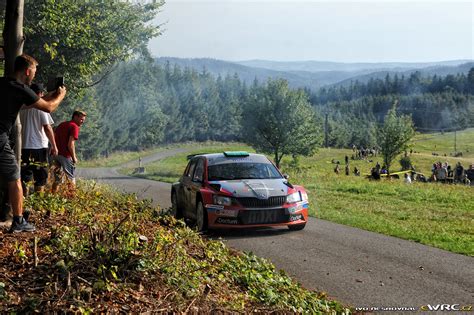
[{"left": 77, "top": 149, "right": 474, "bottom": 312}]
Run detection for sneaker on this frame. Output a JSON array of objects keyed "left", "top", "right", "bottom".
[
  {"left": 23, "top": 209, "right": 31, "bottom": 222},
  {"left": 9, "top": 217, "right": 36, "bottom": 233}
]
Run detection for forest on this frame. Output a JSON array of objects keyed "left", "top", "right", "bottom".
[{"left": 61, "top": 60, "right": 474, "bottom": 159}]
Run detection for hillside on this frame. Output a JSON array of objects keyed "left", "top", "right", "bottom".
[
  {"left": 155, "top": 57, "right": 473, "bottom": 90},
  {"left": 154, "top": 57, "right": 327, "bottom": 89},
  {"left": 236, "top": 59, "right": 472, "bottom": 73},
  {"left": 334, "top": 62, "right": 474, "bottom": 87}
]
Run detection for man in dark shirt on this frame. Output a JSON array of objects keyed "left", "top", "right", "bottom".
[{"left": 0, "top": 54, "right": 66, "bottom": 233}]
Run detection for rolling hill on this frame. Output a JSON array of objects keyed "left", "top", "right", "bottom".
[{"left": 154, "top": 57, "right": 474, "bottom": 91}]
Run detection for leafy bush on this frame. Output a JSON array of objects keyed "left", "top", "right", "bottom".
[
  {"left": 399, "top": 155, "right": 413, "bottom": 171},
  {"left": 0, "top": 181, "right": 349, "bottom": 313}
]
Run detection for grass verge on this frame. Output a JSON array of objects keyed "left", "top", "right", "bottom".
[{"left": 0, "top": 181, "right": 348, "bottom": 313}]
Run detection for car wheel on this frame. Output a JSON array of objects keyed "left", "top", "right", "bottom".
[
  {"left": 288, "top": 223, "right": 306, "bottom": 231},
  {"left": 171, "top": 192, "right": 183, "bottom": 219},
  {"left": 195, "top": 201, "right": 208, "bottom": 232}
]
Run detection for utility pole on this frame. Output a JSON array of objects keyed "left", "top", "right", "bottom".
[
  {"left": 324, "top": 112, "right": 328, "bottom": 148},
  {"left": 454, "top": 129, "right": 457, "bottom": 154}
]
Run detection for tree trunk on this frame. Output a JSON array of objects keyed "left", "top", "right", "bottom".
[
  {"left": 3, "top": 0, "right": 24, "bottom": 167},
  {"left": 1, "top": 0, "right": 24, "bottom": 221}
]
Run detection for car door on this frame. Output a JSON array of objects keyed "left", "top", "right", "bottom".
[
  {"left": 187, "top": 157, "right": 205, "bottom": 220},
  {"left": 180, "top": 159, "right": 197, "bottom": 217}
]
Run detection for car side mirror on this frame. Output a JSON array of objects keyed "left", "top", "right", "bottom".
[{"left": 283, "top": 174, "right": 290, "bottom": 179}]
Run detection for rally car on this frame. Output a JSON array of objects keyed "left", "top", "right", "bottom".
[{"left": 170, "top": 151, "right": 309, "bottom": 231}]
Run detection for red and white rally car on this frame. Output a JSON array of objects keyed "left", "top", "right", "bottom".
[{"left": 171, "top": 151, "right": 309, "bottom": 231}]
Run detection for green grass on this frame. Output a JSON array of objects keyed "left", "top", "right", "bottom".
[
  {"left": 122, "top": 131, "right": 473, "bottom": 256},
  {"left": 78, "top": 143, "right": 189, "bottom": 168},
  {"left": 286, "top": 148, "right": 473, "bottom": 256},
  {"left": 412, "top": 128, "right": 474, "bottom": 160}
]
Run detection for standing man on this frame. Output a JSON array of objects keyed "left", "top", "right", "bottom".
[
  {"left": 20, "top": 83, "right": 58, "bottom": 194},
  {"left": 0, "top": 54, "right": 66, "bottom": 233},
  {"left": 52, "top": 110, "right": 86, "bottom": 191}
]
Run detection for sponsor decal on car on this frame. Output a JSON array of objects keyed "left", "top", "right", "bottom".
[
  {"left": 215, "top": 209, "right": 239, "bottom": 217},
  {"left": 206, "top": 204, "right": 225, "bottom": 210},
  {"left": 216, "top": 218, "right": 239, "bottom": 225},
  {"left": 288, "top": 204, "right": 304, "bottom": 214},
  {"left": 289, "top": 214, "right": 303, "bottom": 222}
]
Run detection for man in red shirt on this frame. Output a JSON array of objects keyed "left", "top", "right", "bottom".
[{"left": 52, "top": 110, "right": 86, "bottom": 192}]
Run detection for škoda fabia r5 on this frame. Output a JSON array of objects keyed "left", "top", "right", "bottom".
[{"left": 171, "top": 152, "right": 309, "bottom": 231}]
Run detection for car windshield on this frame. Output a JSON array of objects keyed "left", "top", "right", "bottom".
[{"left": 208, "top": 162, "right": 282, "bottom": 181}]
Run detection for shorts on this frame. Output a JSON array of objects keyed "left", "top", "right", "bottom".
[
  {"left": 54, "top": 155, "right": 76, "bottom": 183},
  {"left": 0, "top": 133, "right": 21, "bottom": 182},
  {"left": 21, "top": 148, "right": 49, "bottom": 187}
]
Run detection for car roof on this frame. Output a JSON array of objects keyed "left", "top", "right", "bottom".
[{"left": 192, "top": 152, "right": 272, "bottom": 166}]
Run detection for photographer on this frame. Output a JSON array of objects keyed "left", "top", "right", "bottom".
[{"left": 0, "top": 54, "right": 66, "bottom": 233}]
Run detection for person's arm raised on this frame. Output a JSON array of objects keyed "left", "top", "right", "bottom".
[{"left": 31, "top": 86, "right": 66, "bottom": 113}]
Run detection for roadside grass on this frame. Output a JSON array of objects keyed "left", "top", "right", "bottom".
[
  {"left": 78, "top": 149, "right": 162, "bottom": 168},
  {"left": 124, "top": 135, "right": 473, "bottom": 256},
  {"left": 78, "top": 143, "right": 188, "bottom": 168},
  {"left": 0, "top": 182, "right": 348, "bottom": 313},
  {"left": 285, "top": 148, "right": 473, "bottom": 256}
]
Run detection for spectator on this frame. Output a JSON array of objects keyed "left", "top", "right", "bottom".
[
  {"left": 0, "top": 54, "right": 66, "bottom": 233},
  {"left": 404, "top": 173, "right": 412, "bottom": 184},
  {"left": 52, "top": 111, "right": 86, "bottom": 192},
  {"left": 454, "top": 162, "right": 464, "bottom": 183},
  {"left": 20, "top": 83, "right": 58, "bottom": 194},
  {"left": 353, "top": 167, "right": 360, "bottom": 176},
  {"left": 466, "top": 164, "right": 474, "bottom": 186},
  {"left": 371, "top": 167, "right": 381, "bottom": 180}
]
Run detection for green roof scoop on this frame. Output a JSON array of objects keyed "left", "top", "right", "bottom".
[{"left": 224, "top": 151, "right": 250, "bottom": 157}]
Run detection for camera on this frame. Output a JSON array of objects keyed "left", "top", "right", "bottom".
[{"left": 46, "top": 77, "right": 65, "bottom": 92}]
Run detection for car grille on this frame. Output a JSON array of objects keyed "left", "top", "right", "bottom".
[
  {"left": 237, "top": 196, "right": 286, "bottom": 208},
  {"left": 239, "top": 208, "right": 289, "bottom": 225}
]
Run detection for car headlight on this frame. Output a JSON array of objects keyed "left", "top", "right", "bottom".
[
  {"left": 214, "top": 195, "right": 232, "bottom": 206},
  {"left": 286, "top": 192, "right": 302, "bottom": 204}
]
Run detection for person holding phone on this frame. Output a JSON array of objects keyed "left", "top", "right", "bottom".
[{"left": 0, "top": 54, "right": 66, "bottom": 233}]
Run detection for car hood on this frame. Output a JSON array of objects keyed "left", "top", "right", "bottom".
[{"left": 210, "top": 179, "right": 289, "bottom": 199}]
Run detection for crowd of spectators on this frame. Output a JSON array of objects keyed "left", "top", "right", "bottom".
[{"left": 429, "top": 161, "right": 473, "bottom": 185}]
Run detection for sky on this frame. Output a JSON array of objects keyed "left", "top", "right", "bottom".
[{"left": 148, "top": 0, "right": 474, "bottom": 63}]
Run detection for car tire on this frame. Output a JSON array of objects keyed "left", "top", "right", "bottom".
[
  {"left": 288, "top": 223, "right": 306, "bottom": 231},
  {"left": 195, "top": 201, "right": 208, "bottom": 232},
  {"left": 171, "top": 192, "right": 183, "bottom": 219}
]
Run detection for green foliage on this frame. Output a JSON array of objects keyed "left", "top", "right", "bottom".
[
  {"left": 24, "top": 0, "right": 163, "bottom": 92},
  {"left": 399, "top": 154, "right": 412, "bottom": 171},
  {"left": 5, "top": 181, "right": 348, "bottom": 312},
  {"left": 20, "top": 0, "right": 164, "bottom": 159},
  {"left": 377, "top": 105, "right": 415, "bottom": 171},
  {"left": 242, "top": 79, "right": 323, "bottom": 167}
]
